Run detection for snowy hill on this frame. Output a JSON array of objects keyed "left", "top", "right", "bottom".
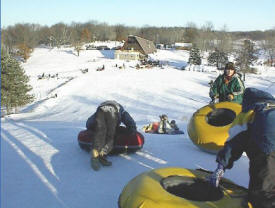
[{"left": 1, "top": 46, "right": 275, "bottom": 208}]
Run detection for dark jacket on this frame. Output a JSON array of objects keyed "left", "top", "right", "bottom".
[
  {"left": 86, "top": 100, "right": 136, "bottom": 131},
  {"left": 86, "top": 101, "right": 137, "bottom": 154},
  {"left": 209, "top": 73, "right": 245, "bottom": 104},
  {"left": 216, "top": 88, "right": 275, "bottom": 208}
]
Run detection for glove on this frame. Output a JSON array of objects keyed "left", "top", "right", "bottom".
[
  {"left": 91, "top": 149, "right": 99, "bottom": 158},
  {"left": 210, "top": 96, "right": 219, "bottom": 104},
  {"left": 209, "top": 163, "right": 225, "bottom": 187},
  {"left": 227, "top": 94, "right": 234, "bottom": 101},
  {"left": 99, "top": 145, "right": 109, "bottom": 157}
]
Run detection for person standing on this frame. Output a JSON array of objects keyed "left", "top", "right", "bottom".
[
  {"left": 209, "top": 88, "right": 275, "bottom": 208},
  {"left": 209, "top": 62, "right": 245, "bottom": 104}
]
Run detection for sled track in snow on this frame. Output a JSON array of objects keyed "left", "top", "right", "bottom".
[
  {"left": 119, "top": 150, "right": 167, "bottom": 169},
  {"left": 20, "top": 77, "right": 75, "bottom": 114},
  {"left": 47, "top": 76, "right": 75, "bottom": 95}
]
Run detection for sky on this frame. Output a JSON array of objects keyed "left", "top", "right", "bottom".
[{"left": 1, "top": 0, "right": 275, "bottom": 31}]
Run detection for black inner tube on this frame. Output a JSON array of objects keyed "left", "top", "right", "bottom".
[
  {"left": 206, "top": 108, "right": 236, "bottom": 126},
  {"left": 161, "top": 175, "right": 224, "bottom": 201}
]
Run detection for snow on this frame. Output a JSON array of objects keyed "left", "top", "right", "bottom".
[{"left": 1, "top": 45, "right": 275, "bottom": 208}]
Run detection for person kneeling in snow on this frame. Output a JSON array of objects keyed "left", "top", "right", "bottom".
[
  {"left": 158, "top": 114, "right": 172, "bottom": 134},
  {"left": 158, "top": 115, "right": 182, "bottom": 134},
  {"left": 209, "top": 88, "right": 275, "bottom": 208},
  {"left": 86, "top": 100, "right": 137, "bottom": 171}
]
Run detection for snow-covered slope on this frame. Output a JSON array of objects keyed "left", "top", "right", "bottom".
[{"left": 1, "top": 46, "right": 275, "bottom": 208}]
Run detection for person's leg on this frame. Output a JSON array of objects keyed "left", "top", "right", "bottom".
[
  {"left": 104, "top": 110, "right": 118, "bottom": 154},
  {"left": 248, "top": 152, "right": 275, "bottom": 208},
  {"left": 98, "top": 107, "right": 118, "bottom": 166},
  {"left": 90, "top": 109, "right": 107, "bottom": 170}
]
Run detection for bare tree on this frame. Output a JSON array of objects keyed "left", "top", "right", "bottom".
[
  {"left": 184, "top": 22, "right": 199, "bottom": 44},
  {"left": 1, "top": 23, "right": 39, "bottom": 60},
  {"left": 114, "top": 24, "right": 127, "bottom": 41},
  {"left": 196, "top": 21, "right": 215, "bottom": 52},
  {"left": 50, "top": 23, "right": 71, "bottom": 47},
  {"left": 96, "top": 22, "right": 112, "bottom": 41},
  {"left": 70, "top": 24, "right": 83, "bottom": 56},
  {"left": 215, "top": 25, "right": 233, "bottom": 54},
  {"left": 17, "top": 43, "right": 32, "bottom": 62},
  {"left": 2, "top": 20, "right": 275, "bottom": 59},
  {"left": 81, "top": 28, "right": 91, "bottom": 43},
  {"left": 37, "top": 26, "right": 51, "bottom": 45},
  {"left": 235, "top": 39, "right": 258, "bottom": 80},
  {"left": 260, "top": 30, "right": 275, "bottom": 66}
]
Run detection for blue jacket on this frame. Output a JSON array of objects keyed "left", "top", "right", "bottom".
[
  {"left": 215, "top": 88, "right": 275, "bottom": 207},
  {"left": 217, "top": 88, "right": 275, "bottom": 168}
]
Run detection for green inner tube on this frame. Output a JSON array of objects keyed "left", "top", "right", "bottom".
[
  {"left": 206, "top": 108, "right": 236, "bottom": 127},
  {"left": 161, "top": 175, "right": 224, "bottom": 201}
]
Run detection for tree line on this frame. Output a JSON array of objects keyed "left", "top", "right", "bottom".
[{"left": 1, "top": 20, "right": 275, "bottom": 61}]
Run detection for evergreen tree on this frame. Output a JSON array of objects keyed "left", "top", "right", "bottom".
[
  {"left": 188, "top": 47, "right": 201, "bottom": 65},
  {"left": 235, "top": 39, "right": 258, "bottom": 80},
  {"left": 207, "top": 49, "right": 228, "bottom": 69},
  {"left": 1, "top": 50, "right": 34, "bottom": 114}
]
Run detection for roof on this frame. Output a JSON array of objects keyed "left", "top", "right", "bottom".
[
  {"left": 126, "top": 35, "right": 156, "bottom": 55},
  {"left": 134, "top": 36, "right": 156, "bottom": 55}
]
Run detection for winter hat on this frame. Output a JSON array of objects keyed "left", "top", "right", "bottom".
[
  {"left": 159, "top": 114, "right": 168, "bottom": 120},
  {"left": 224, "top": 62, "right": 235, "bottom": 71},
  {"left": 242, "top": 88, "right": 275, "bottom": 112}
]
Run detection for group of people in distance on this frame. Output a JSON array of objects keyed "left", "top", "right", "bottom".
[{"left": 84, "top": 62, "right": 275, "bottom": 208}]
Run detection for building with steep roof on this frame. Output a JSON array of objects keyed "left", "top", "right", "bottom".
[{"left": 115, "top": 35, "right": 156, "bottom": 60}]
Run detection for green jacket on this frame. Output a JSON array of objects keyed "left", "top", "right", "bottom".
[{"left": 209, "top": 73, "right": 245, "bottom": 104}]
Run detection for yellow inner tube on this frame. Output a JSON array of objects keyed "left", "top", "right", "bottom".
[
  {"left": 187, "top": 102, "right": 242, "bottom": 153},
  {"left": 119, "top": 167, "right": 248, "bottom": 208}
]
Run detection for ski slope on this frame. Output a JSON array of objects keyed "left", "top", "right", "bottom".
[{"left": 1, "top": 46, "right": 275, "bottom": 208}]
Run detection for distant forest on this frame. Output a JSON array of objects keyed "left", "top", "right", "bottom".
[{"left": 1, "top": 20, "right": 275, "bottom": 64}]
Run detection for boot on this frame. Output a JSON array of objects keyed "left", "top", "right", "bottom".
[
  {"left": 90, "top": 149, "right": 101, "bottom": 171},
  {"left": 99, "top": 156, "right": 112, "bottom": 166}
]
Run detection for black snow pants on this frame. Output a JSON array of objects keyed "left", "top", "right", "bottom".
[
  {"left": 248, "top": 151, "right": 275, "bottom": 208},
  {"left": 92, "top": 105, "right": 118, "bottom": 154}
]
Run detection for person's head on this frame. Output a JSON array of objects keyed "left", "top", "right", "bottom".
[
  {"left": 159, "top": 114, "right": 168, "bottom": 121},
  {"left": 224, "top": 62, "right": 235, "bottom": 77},
  {"left": 170, "top": 120, "right": 176, "bottom": 124}
]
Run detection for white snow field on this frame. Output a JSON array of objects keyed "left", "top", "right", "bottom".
[{"left": 1, "top": 46, "right": 275, "bottom": 208}]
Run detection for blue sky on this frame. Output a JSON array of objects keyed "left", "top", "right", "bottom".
[{"left": 1, "top": 0, "right": 275, "bottom": 31}]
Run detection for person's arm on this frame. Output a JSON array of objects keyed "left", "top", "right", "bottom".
[
  {"left": 217, "top": 130, "right": 248, "bottom": 169},
  {"left": 121, "top": 111, "right": 137, "bottom": 132},
  {"left": 86, "top": 113, "right": 96, "bottom": 129},
  {"left": 209, "top": 131, "right": 248, "bottom": 187},
  {"left": 209, "top": 76, "right": 221, "bottom": 101},
  {"left": 229, "top": 76, "right": 245, "bottom": 100}
]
